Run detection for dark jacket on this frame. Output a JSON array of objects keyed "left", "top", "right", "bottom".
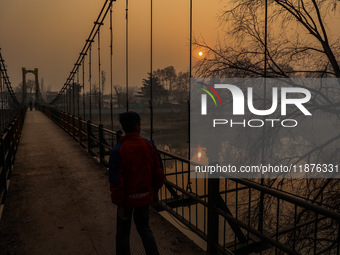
[{"left": 109, "top": 132, "right": 164, "bottom": 208}]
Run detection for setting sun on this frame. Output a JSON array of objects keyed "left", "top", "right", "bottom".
[{"left": 198, "top": 51, "right": 203, "bottom": 56}]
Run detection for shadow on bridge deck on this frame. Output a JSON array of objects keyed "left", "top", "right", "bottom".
[{"left": 0, "top": 111, "right": 204, "bottom": 255}]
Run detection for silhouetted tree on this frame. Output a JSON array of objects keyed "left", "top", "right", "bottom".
[
  {"left": 137, "top": 73, "right": 168, "bottom": 104},
  {"left": 152, "top": 66, "right": 190, "bottom": 103},
  {"left": 194, "top": 1, "right": 340, "bottom": 253},
  {"left": 154, "top": 66, "right": 177, "bottom": 92},
  {"left": 195, "top": 0, "right": 340, "bottom": 78},
  {"left": 173, "top": 71, "right": 190, "bottom": 102},
  {"left": 101, "top": 70, "right": 106, "bottom": 94}
]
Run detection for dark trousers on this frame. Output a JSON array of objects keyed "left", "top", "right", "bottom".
[{"left": 116, "top": 206, "right": 159, "bottom": 255}]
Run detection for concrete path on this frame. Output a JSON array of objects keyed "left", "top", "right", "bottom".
[{"left": 0, "top": 111, "right": 204, "bottom": 255}]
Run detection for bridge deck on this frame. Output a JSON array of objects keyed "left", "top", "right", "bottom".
[{"left": 0, "top": 111, "right": 203, "bottom": 255}]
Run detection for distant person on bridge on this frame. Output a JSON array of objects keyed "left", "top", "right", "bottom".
[
  {"left": 109, "top": 111, "right": 164, "bottom": 255},
  {"left": 34, "top": 101, "right": 38, "bottom": 110},
  {"left": 29, "top": 100, "right": 33, "bottom": 111}
]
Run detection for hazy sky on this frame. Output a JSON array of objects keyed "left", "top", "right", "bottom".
[
  {"left": 1, "top": 0, "right": 339, "bottom": 95},
  {"left": 0, "top": 0, "right": 225, "bottom": 93}
]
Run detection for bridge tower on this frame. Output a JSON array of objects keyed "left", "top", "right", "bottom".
[{"left": 22, "top": 67, "right": 39, "bottom": 104}]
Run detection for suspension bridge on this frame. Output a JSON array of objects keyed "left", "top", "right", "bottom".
[{"left": 0, "top": 0, "right": 340, "bottom": 254}]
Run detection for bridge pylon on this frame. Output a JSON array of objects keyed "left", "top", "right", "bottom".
[{"left": 22, "top": 67, "right": 39, "bottom": 104}]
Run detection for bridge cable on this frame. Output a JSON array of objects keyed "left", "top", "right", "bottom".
[
  {"left": 82, "top": 60, "right": 86, "bottom": 121},
  {"left": 66, "top": 83, "right": 69, "bottom": 113},
  {"left": 0, "top": 68, "right": 4, "bottom": 131},
  {"left": 69, "top": 81, "right": 71, "bottom": 114},
  {"left": 64, "top": 82, "right": 68, "bottom": 113},
  {"left": 89, "top": 45, "right": 92, "bottom": 121},
  {"left": 63, "top": 89, "right": 66, "bottom": 112},
  {"left": 72, "top": 76, "right": 75, "bottom": 116},
  {"left": 73, "top": 75, "right": 76, "bottom": 116},
  {"left": 64, "top": 81, "right": 67, "bottom": 112},
  {"left": 150, "top": 0, "right": 153, "bottom": 141},
  {"left": 49, "top": 0, "right": 114, "bottom": 105},
  {"left": 68, "top": 84, "right": 70, "bottom": 112},
  {"left": 70, "top": 83, "right": 72, "bottom": 114},
  {"left": 62, "top": 85, "right": 65, "bottom": 111},
  {"left": 125, "top": 0, "right": 129, "bottom": 112},
  {"left": 0, "top": 51, "right": 21, "bottom": 106},
  {"left": 5, "top": 89, "right": 9, "bottom": 126},
  {"left": 64, "top": 87, "right": 67, "bottom": 113},
  {"left": 186, "top": 0, "right": 193, "bottom": 192},
  {"left": 69, "top": 79, "right": 71, "bottom": 114},
  {"left": 68, "top": 82, "right": 71, "bottom": 114},
  {"left": 77, "top": 66, "right": 80, "bottom": 118},
  {"left": 98, "top": 28, "right": 102, "bottom": 124},
  {"left": 110, "top": 2, "right": 114, "bottom": 130}
]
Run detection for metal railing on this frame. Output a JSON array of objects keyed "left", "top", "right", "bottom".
[
  {"left": 0, "top": 109, "right": 26, "bottom": 214},
  {"left": 39, "top": 105, "right": 340, "bottom": 255},
  {"left": 157, "top": 155, "right": 340, "bottom": 254},
  {"left": 39, "top": 105, "right": 120, "bottom": 167}
]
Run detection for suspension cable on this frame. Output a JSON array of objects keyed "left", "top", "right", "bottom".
[
  {"left": 67, "top": 86, "right": 68, "bottom": 113},
  {"left": 89, "top": 45, "right": 92, "bottom": 121},
  {"left": 264, "top": 0, "right": 268, "bottom": 79},
  {"left": 110, "top": 3, "right": 114, "bottom": 130},
  {"left": 5, "top": 89, "right": 8, "bottom": 126},
  {"left": 69, "top": 83, "right": 71, "bottom": 114},
  {"left": 0, "top": 67, "right": 4, "bottom": 131},
  {"left": 77, "top": 67, "right": 80, "bottom": 118},
  {"left": 150, "top": 0, "right": 153, "bottom": 141},
  {"left": 66, "top": 86, "right": 68, "bottom": 113},
  {"left": 64, "top": 91, "right": 66, "bottom": 113},
  {"left": 65, "top": 86, "right": 67, "bottom": 112},
  {"left": 98, "top": 28, "right": 102, "bottom": 124},
  {"left": 82, "top": 60, "right": 86, "bottom": 121},
  {"left": 0, "top": 51, "right": 20, "bottom": 106},
  {"left": 189, "top": 0, "right": 192, "bottom": 80},
  {"left": 68, "top": 80, "right": 71, "bottom": 114},
  {"left": 72, "top": 76, "right": 75, "bottom": 116},
  {"left": 68, "top": 87, "right": 70, "bottom": 113},
  {"left": 125, "top": 0, "right": 129, "bottom": 112},
  {"left": 187, "top": 0, "right": 193, "bottom": 192},
  {"left": 50, "top": 0, "right": 115, "bottom": 105}
]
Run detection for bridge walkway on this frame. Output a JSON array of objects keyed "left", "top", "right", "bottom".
[{"left": 0, "top": 110, "right": 203, "bottom": 255}]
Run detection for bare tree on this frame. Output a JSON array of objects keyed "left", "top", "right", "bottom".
[
  {"left": 101, "top": 70, "right": 106, "bottom": 94},
  {"left": 195, "top": 0, "right": 340, "bottom": 78},
  {"left": 114, "top": 85, "right": 137, "bottom": 108},
  {"left": 194, "top": 1, "right": 340, "bottom": 253},
  {"left": 114, "top": 85, "right": 124, "bottom": 108},
  {"left": 174, "top": 71, "right": 190, "bottom": 102}
]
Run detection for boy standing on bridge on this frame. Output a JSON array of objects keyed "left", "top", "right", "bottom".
[{"left": 109, "top": 111, "right": 164, "bottom": 255}]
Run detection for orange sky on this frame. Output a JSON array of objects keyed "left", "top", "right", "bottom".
[
  {"left": 0, "top": 0, "right": 225, "bottom": 93},
  {"left": 1, "top": 0, "right": 339, "bottom": 94}
]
